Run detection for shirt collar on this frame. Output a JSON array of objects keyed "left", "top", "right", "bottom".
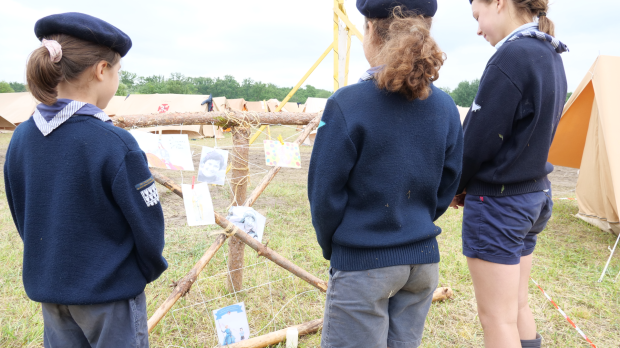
[
  {"left": 33, "top": 98, "right": 112, "bottom": 136},
  {"left": 358, "top": 65, "right": 384, "bottom": 82},
  {"left": 495, "top": 22, "right": 538, "bottom": 50}
]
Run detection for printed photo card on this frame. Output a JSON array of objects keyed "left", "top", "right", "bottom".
[
  {"left": 130, "top": 131, "right": 194, "bottom": 171},
  {"left": 213, "top": 302, "right": 250, "bottom": 345},
  {"left": 198, "top": 147, "right": 229, "bottom": 186},
  {"left": 226, "top": 207, "right": 266, "bottom": 243}
]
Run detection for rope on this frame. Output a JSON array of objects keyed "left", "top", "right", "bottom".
[{"left": 210, "top": 221, "right": 237, "bottom": 238}]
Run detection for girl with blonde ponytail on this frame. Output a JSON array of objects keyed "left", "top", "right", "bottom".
[
  {"left": 453, "top": 1, "right": 568, "bottom": 347},
  {"left": 309, "top": 1, "right": 463, "bottom": 347}
]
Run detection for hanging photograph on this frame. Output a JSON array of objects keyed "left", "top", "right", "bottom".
[
  {"left": 226, "top": 206, "right": 266, "bottom": 242},
  {"left": 263, "top": 140, "right": 302, "bottom": 168},
  {"left": 129, "top": 130, "right": 195, "bottom": 171},
  {"left": 182, "top": 183, "right": 215, "bottom": 226},
  {"left": 198, "top": 147, "right": 229, "bottom": 186},
  {"left": 213, "top": 302, "right": 250, "bottom": 345}
]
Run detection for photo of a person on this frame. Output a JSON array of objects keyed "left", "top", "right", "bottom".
[
  {"left": 241, "top": 211, "right": 258, "bottom": 240},
  {"left": 226, "top": 207, "right": 266, "bottom": 243},
  {"left": 198, "top": 147, "right": 228, "bottom": 185},
  {"left": 213, "top": 302, "right": 250, "bottom": 345},
  {"left": 220, "top": 324, "right": 235, "bottom": 345}
]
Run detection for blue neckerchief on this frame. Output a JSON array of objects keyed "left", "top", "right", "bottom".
[
  {"left": 507, "top": 28, "right": 569, "bottom": 54},
  {"left": 358, "top": 66, "right": 384, "bottom": 82},
  {"left": 33, "top": 98, "right": 112, "bottom": 136}
]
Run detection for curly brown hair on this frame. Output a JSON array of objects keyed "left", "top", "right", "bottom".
[{"left": 366, "top": 6, "right": 446, "bottom": 101}]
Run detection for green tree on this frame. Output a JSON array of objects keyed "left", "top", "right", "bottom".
[
  {"left": 116, "top": 83, "right": 129, "bottom": 96},
  {"left": 9, "top": 82, "right": 26, "bottom": 92},
  {"left": 120, "top": 71, "right": 137, "bottom": 88},
  {"left": 0, "top": 81, "right": 14, "bottom": 93},
  {"left": 449, "top": 79, "right": 480, "bottom": 107},
  {"left": 566, "top": 92, "right": 573, "bottom": 103}
]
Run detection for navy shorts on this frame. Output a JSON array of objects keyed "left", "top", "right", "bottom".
[{"left": 462, "top": 190, "right": 553, "bottom": 265}]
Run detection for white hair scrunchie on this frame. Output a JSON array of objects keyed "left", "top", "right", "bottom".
[{"left": 41, "top": 39, "right": 62, "bottom": 63}]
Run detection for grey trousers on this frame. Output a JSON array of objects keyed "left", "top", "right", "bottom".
[
  {"left": 321, "top": 263, "right": 439, "bottom": 348},
  {"left": 42, "top": 292, "right": 149, "bottom": 348}
]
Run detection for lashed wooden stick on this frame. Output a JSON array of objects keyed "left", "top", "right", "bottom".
[
  {"left": 147, "top": 116, "right": 323, "bottom": 332},
  {"left": 112, "top": 111, "right": 319, "bottom": 129},
  {"left": 225, "top": 318, "right": 323, "bottom": 348}
]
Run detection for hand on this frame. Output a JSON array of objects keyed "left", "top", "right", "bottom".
[{"left": 450, "top": 193, "right": 466, "bottom": 209}]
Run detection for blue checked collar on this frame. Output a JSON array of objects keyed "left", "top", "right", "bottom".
[
  {"left": 358, "top": 65, "right": 384, "bottom": 82},
  {"left": 34, "top": 98, "right": 112, "bottom": 136},
  {"left": 507, "top": 29, "right": 569, "bottom": 54},
  {"left": 495, "top": 22, "right": 538, "bottom": 50}
]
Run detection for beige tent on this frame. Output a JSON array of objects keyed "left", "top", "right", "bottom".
[
  {"left": 110, "top": 94, "right": 223, "bottom": 139},
  {"left": 284, "top": 102, "right": 303, "bottom": 113},
  {"left": 211, "top": 97, "right": 229, "bottom": 112},
  {"left": 227, "top": 98, "right": 247, "bottom": 111},
  {"left": 457, "top": 106, "right": 469, "bottom": 124},
  {"left": 246, "top": 101, "right": 268, "bottom": 112},
  {"left": 303, "top": 97, "right": 328, "bottom": 113},
  {"left": 266, "top": 99, "right": 281, "bottom": 112},
  {"left": 0, "top": 92, "right": 39, "bottom": 128},
  {"left": 548, "top": 56, "right": 620, "bottom": 236}
]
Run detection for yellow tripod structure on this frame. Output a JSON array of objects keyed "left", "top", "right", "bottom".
[{"left": 248, "top": 0, "right": 364, "bottom": 144}]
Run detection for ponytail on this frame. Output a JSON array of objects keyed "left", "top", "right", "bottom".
[
  {"left": 366, "top": 7, "right": 445, "bottom": 101},
  {"left": 26, "top": 34, "right": 120, "bottom": 105}
]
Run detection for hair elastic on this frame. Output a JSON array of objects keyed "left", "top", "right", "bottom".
[
  {"left": 538, "top": 12, "right": 547, "bottom": 18},
  {"left": 41, "top": 39, "right": 62, "bottom": 63}
]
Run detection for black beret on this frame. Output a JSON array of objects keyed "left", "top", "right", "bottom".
[
  {"left": 34, "top": 12, "right": 132, "bottom": 57},
  {"left": 357, "top": 0, "right": 437, "bottom": 18}
]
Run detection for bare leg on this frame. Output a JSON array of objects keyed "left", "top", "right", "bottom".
[
  {"left": 517, "top": 254, "right": 537, "bottom": 340},
  {"left": 467, "top": 257, "right": 521, "bottom": 348}
]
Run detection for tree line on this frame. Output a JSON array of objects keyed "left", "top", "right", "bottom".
[{"left": 1, "top": 76, "right": 573, "bottom": 106}]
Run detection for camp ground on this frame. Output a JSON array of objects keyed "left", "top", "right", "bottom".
[
  {"left": 0, "top": 92, "right": 38, "bottom": 129},
  {"left": 110, "top": 94, "right": 224, "bottom": 139}
]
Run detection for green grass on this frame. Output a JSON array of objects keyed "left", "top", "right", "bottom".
[{"left": 0, "top": 128, "right": 618, "bottom": 347}]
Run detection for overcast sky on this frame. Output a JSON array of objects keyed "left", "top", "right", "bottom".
[{"left": 1, "top": 0, "right": 619, "bottom": 93}]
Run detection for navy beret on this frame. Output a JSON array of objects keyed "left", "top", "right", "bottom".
[
  {"left": 357, "top": 0, "right": 437, "bottom": 18},
  {"left": 35, "top": 12, "right": 132, "bottom": 57}
]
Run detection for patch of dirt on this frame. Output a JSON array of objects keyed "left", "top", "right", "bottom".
[{"left": 549, "top": 165, "right": 579, "bottom": 197}]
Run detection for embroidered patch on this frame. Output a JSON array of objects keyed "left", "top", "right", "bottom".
[
  {"left": 140, "top": 183, "right": 160, "bottom": 207},
  {"left": 472, "top": 101, "right": 481, "bottom": 112},
  {"left": 135, "top": 177, "right": 155, "bottom": 191}
]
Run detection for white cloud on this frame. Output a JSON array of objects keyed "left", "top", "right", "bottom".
[{"left": 1, "top": 0, "right": 619, "bottom": 93}]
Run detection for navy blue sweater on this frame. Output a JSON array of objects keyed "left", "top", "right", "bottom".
[
  {"left": 4, "top": 114, "right": 167, "bottom": 305},
  {"left": 457, "top": 36, "right": 567, "bottom": 196},
  {"left": 308, "top": 82, "right": 463, "bottom": 271}
]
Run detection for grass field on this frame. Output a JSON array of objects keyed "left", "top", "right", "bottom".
[{"left": 0, "top": 127, "right": 618, "bottom": 347}]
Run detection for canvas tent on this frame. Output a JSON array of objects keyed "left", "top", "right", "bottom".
[
  {"left": 0, "top": 92, "right": 39, "bottom": 128},
  {"left": 283, "top": 102, "right": 303, "bottom": 113},
  {"left": 266, "top": 99, "right": 281, "bottom": 112},
  {"left": 303, "top": 97, "right": 328, "bottom": 113},
  {"left": 227, "top": 99, "right": 247, "bottom": 111},
  {"left": 246, "top": 101, "right": 268, "bottom": 112},
  {"left": 457, "top": 106, "right": 469, "bottom": 124},
  {"left": 211, "top": 97, "right": 229, "bottom": 112},
  {"left": 548, "top": 55, "right": 620, "bottom": 236},
  {"left": 109, "top": 94, "right": 223, "bottom": 139}
]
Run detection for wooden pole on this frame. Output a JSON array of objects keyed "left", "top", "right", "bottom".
[
  {"left": 111, "top": 111, "right": 319, "bottom": 129},
  {"left": 147, "top": 234, "right": 227, "bottom": 333},
  {"left": 227, "top": 126, "right": 251, "bottom": 292},
  {"left": 225, "top": 319, "right": 323, "bottom": 348}
]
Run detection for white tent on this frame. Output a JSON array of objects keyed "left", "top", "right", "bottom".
[
  {"left": 0, "top": 92, "right": 39, "bottom": 128},
  {"left": 303, "top": 97, "right": 328, "bottom": 113}
]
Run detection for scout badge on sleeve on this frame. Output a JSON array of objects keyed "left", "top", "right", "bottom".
[
  {"left": 213, "top": 302, "right": 250, "bottom": 345},
  {"left": 135, "top": 176, "right": 160, "bottom": 207},
  {"left": 182, "top": 179, "right": 215, "bottom": 226}
]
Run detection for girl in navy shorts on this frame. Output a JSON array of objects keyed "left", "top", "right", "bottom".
[{"left": 452, "top": 1, "right": 567, "bottom": 347}]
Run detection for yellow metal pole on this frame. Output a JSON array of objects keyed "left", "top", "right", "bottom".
[
  {"left": 247, "top": 43, "right": 335, "bottom": 145},
  {"left": 334, "top": 6, "right": 364, "bottom": 42},
  {"left": 333, "top": 0, "right": 340, "bottom": 91},
  {"left": 345, "top": 32, "right": 351, "bottom": 86}
]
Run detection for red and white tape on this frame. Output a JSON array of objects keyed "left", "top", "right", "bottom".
[{"left": 530, "top": 278, "right": 596, "bottom": 348}]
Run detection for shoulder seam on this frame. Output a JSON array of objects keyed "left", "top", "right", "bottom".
[{"left": 486, "top": 64, "right": 524, "bottom": 96}]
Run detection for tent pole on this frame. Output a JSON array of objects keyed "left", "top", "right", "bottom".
[{"left": 598, "top": 232, "right": 620, "bottom": 282}]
